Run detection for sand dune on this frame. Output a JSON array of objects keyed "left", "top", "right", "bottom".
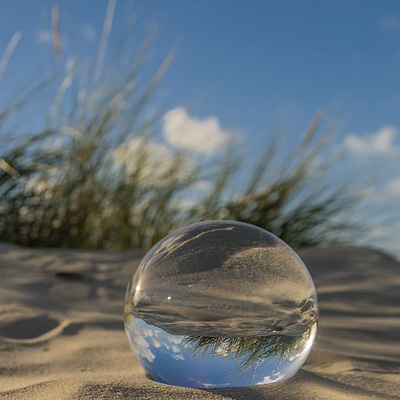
[{"left": 0, "top": 243, "right": 399, "bottom": 399}]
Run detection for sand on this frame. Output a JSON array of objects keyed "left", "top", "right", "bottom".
[{"left": 0, "top": 242, "right": 399, "bottom": 399}]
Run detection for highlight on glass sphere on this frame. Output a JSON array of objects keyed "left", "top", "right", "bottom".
[{"left": 124, "top": 220, "right": 318, "bottom": 388}]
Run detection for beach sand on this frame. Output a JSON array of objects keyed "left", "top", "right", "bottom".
[{"left": 0, "top": 242, "right": 399, "bottom": 399}]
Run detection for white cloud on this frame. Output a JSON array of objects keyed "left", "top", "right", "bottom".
[
  {"left": 174, "top": 180, "right": 213, "bottom": 210},
  {"left": 163, "top": 107, "right": 230, "bottom": 153},
  {"left": 378, "top": 15, "right": 400, "bottom": 34},
  {"left": 37, "top": 29, "right": 52, "bottom": 44},
  {"left": 113, "top": 137, "right": 193, "bottom": 184},
  {"left": 369, "top": 225, "right": 387, "bottom": 239},
  {"left": 343, "top": 126, "right": 399, "bottom": 157},
  {"left": 82, "top": 25, "right": 96, "bottom": 42},
  {"left": 384, "top": 178, "right": 400, "bottom": 197},
  {"left": 256, "top": 371, "right": 284, "bottom": 385}
]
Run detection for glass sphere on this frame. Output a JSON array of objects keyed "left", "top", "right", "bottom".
[{"left": 124, "top": 220, "right": 318, "bottom": 388}]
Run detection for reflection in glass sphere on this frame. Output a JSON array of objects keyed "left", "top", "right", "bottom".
[{"left": 124, "top": 220, "right": 318, "bottom": 388}]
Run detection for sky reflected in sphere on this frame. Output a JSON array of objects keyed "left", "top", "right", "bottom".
[{"left": 124, "top": 220, "right": 318, "bottom": 388}]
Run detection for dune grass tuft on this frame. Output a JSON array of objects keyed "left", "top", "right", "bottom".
[{"left": 0, "top": 3, "right": 367, "bottom": 250}]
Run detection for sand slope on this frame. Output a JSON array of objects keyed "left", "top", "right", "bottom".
[{"left": 0, "top": 243, "right": 399, "bottom": 399}]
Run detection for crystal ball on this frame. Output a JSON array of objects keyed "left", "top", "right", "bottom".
[{"left": 124, "top": 220, "right": 318, "bottom": 388}]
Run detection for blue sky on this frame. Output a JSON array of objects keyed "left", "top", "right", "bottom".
[
  {"left": 1, "top": 0, "right": 400, "bottom": 254},
  {"left": 2, "top": 0, "right": 400, "bottom": 133},
  {"left": 126, "top": 316, "right": 315, "bottom": 387}
]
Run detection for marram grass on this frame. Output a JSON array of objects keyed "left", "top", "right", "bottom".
[{"left": 0, "top": 3, "right": 366, "bottom": 250}]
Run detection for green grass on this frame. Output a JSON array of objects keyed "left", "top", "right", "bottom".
[
  {"left": 185, "top": 323, "right": 315, "bottom": 372},
  {"left": 0, "top": 3, "right": 367, "bottom": 250}
]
